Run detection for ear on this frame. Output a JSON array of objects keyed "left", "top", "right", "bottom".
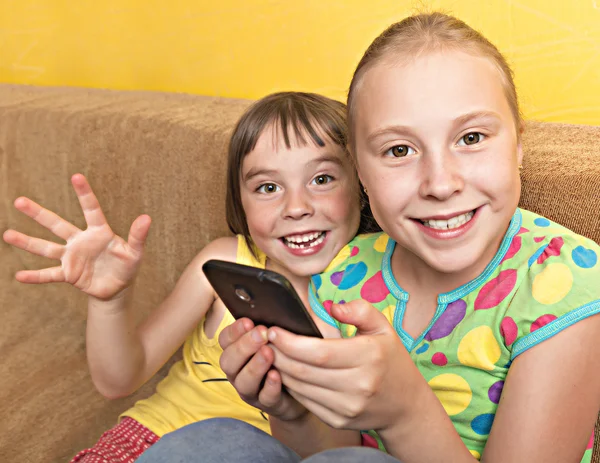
[
  {"left": 517, "top": 124, "right": 525, "bottom": 165},
  {"left": 517, "top": 142, "right": 524, "bottom": 166},
  {"left": 355, "top": 160, "right": 365, "bottom": 189}
]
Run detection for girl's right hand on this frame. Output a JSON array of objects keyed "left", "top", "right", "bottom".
[
  {"left": 219, "top": 318, "right": 308, "bottom": 421},
  {"left": 3, "top": 173, "right": 151, "bottom": 302}
]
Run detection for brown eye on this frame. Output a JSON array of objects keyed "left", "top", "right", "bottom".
[
  {"left": 257, "top": 183, "right": 280, "bottom": 194},
  {"left": 460, "top": 132, "right": 484, "bottom": 146},
  {"left": 312, "top": 175, "right": 332, "bottom": 185},
  {"left": 386, "top": 145, "right": 415, "bottom": 157}
]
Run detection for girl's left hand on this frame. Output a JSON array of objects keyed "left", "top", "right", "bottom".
[{"left": 267, "top": 299, "right": 420, "bottom": 432}]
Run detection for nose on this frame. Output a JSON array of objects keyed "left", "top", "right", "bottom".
[
  {"left": 418, "top": 150, "right": 464, "bottom": 201},
  {"left": 283, "top": 187, "right": 314, "bottom": 220}
]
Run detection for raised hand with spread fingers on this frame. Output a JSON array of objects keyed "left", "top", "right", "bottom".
[{"left": 4, "top": 173, "right": 151, "bottom": 301}]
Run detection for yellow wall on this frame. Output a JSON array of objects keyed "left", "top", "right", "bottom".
[{"left": 1, "top": 0, "right": 599, "bottom": 125}]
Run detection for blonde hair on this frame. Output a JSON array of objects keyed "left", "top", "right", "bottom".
[{"left": 347, "top": 12, "right": 522, "bottom": 149}]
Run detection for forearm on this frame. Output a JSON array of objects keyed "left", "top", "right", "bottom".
[
  {"left": 86, "top": 292, "right": 145, "bottom": 398},
  {"left": 270, "top": 413, "right": 361, "bottom": 458},
  {"left": 379, "top": 383, "right": 476, "bottom": 463}
]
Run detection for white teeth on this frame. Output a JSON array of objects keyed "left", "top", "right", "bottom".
[
  {"left": 422, "top": 211, "right": 474, "bottom": 230},
  {"left": 285, "top": 232, "right": 320, "bottom": 243},
  {"left": 284, "top": 232, "right": 325, "bottom": 249}
]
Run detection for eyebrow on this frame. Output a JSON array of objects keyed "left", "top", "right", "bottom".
[
  {"left": 243, "top": 168, "right": 278, "bottom": 182},
  {"left": 366, "top": 125, "right": 418, "bottom": 145},
  {"left": 366, "top": 110, "right": 503, "bottom": 145},
  {"left": 452, "top": 110, "right": 502, "bottom": 128},
  {"left": 243, "top": 154, "right": 344, "bottom": 182},
  {"left": 308, "top": 154, "right": 345, "bottom": 168}
]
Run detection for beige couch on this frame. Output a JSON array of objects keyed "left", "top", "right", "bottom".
[{"left": 0, "top": 84, "right": 598, "bottom": 462}]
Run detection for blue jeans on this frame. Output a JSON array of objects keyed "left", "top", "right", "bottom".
[{"left": 137, "top": 418, "right": 402, "bottom": 463}]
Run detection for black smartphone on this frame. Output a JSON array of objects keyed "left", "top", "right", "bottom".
[{"left": 202, "top": 259, "right": 323, "bottom": 338}]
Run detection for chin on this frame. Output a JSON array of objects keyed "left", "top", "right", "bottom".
[
  {"left": 275, "top": 258, "right": 324, "bottom": 278},
  {"left": 425, "top": 251, "right": 483, "bottom": 276},
  {"left": 293, "top": 261, "right": 328, "bottom": 277}
]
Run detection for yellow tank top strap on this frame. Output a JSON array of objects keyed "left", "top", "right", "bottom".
[{"left": 236, "top": 235, "right": 267, "bottom": 269}]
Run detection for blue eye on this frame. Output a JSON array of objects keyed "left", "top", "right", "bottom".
[
  {"left": 385, "top": 145, "right": 416, "bottom": 158},
  {"left": 312, "top": 175, "right": 333, "bottom": 185},
  {"left": 458, "top": 132, "right": 485, "bottom": 146},
  {"left": 257, "top": 183, "right": 281, "bottom": 194}
]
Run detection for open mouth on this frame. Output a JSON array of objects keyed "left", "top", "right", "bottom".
[
  {"left": 281, "top": 231, "right": 327, "bottom": 249},
  {"left": 418, "top": 210, "right": 476, "bottom": 230}
]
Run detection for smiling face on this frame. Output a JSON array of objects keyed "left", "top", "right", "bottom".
[
  {"left": 240, "top": 123, "right": 361, "bottom": 279},
  {"left": 353, "top": 50, "right": 523, "bottom": 279}
]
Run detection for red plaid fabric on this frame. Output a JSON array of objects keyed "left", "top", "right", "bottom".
[{"left": 70, "top": 417, "right": 159, "bottom": 463}]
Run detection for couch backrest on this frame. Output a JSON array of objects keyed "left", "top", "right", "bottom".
[
  {"left": 519, "top": 121, "right": 600, "bottom": 244},
  {"left": 0, "top": 85, "right": 253, "bottom": 316}
]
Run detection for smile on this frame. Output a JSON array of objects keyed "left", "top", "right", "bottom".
[
  {"left": 419, "top": 210, "right": 475, "bottom": 230},
  {"left": 282, "top": 231, "right": 326, "bottom": 249}
]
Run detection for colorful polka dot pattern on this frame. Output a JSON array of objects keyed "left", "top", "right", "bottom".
[
  {"left": 500, "top": 316, "right": 518, "bottom": 345},
  {"left": 425, "top": 299, "right": 466, "bottom": 341},
  {"left": 474, "top": 269, "right": 517, "bottom": 310},
  {"left": 311, "top": 209, "right": 600, "bottom": 462},
  {"left": 428, "top": 373, "right": 472, "bottom": 415},
  {"left": 488, "top": 381, "right": 504, "bottom": 404},
  {"left": 457, "top": 326, "right": 501, "bottom": 371},
  {"left": 572, "top": 245, "right": 597, "bottom": 268},
  {"left": 532, "top": 263, "right": 573, "bottom": 304}
]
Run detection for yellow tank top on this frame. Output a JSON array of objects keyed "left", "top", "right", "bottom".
[{"left": 121, "top": 236, "right": 270, "bottom": 436}]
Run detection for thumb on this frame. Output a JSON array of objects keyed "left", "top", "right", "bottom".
[
  {"left": 128, "top": 214, "right": 151, "bottom": 252},
  {"left": 330, "top": 299, "right": 391, "bottom": 336}
]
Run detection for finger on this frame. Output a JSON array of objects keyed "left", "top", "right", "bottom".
[
  {"left": 270, "top": 344, "right": 346, "bottom": 391},
  {"left": 267, "top": 326, "right": 373, "bottom": 369},
  {"left": 71, "top": 174, "right": 108, "bottom": 228},
  {"left": 219, "top": 326, "right": 268, "bottom": 378},
  {"left": 330, "top": 299, "right": 391, "bottom": 336},
  {"left": 13, "top": 197, "right": 80, "bottom": 241},
  {"left": 218, "top": 318, "right": 255, "bottom": 350},
  {"left": 281, "top": 368, "right": 364, "bottom": 423},
  {"left": 3, "top": 229, "right": 64, "bottom": 260},
  {"left": 257, "top": 369, "right": 284, "bottom": 409},
  {"left": 287, "top": 388, "right": 351, "bottom": 430},
  {"left": 127, "top": 215, "right": 152, "bottom": 253},
  {"left": 232, "top": 345, "right": 274, "bottom": 398},
  {"left": 15, "top": 267, "right": 66, "bottom": 284}
]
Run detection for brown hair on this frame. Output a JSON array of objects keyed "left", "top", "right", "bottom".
[
  {"left": 226, "top": 92, "right": 378, "bottom": 254},
  {"left": 347, "top": 12, "right": 522, "bottom": 150}
]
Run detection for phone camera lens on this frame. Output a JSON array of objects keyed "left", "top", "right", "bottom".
[{"left": 235, "top": 287, "right": 252, "bottom": 302}]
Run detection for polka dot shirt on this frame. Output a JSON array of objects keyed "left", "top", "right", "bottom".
[{"left": 310, "top": 208, "right": 599, "bottom": 461}]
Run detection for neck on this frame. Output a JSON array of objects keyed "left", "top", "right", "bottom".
[
  {"left": 391, "top": 238, "right": 502, "bottom": 298},
  {"left": 265, "top": 259, "right": 310, "bottom": 300}
]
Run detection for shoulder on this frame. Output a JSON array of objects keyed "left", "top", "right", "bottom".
[
  {"left": 322, "top": 232, "right": 390, "bottom": 274},
  {"left": 309, "top": 232, "right": 390, "bottom": 326},
  {"left": 505, "top": 210, "right": 600, "bottom": 358},
  {"left": 515, "top": 208, "right": 599, "bottom": 274},
  {"left": 313, "top": 232, "right": 389, "bottom": 291},
  {"left": 186, "top": 236, "right": 239, "bottom": 274}
]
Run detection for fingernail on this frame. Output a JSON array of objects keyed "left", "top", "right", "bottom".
[
  {"left": 267, "top": 329, "right": 276, "bottom": 342},
  {"left": 252, "top": 328, "right": 267, "bottom": 343}
]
